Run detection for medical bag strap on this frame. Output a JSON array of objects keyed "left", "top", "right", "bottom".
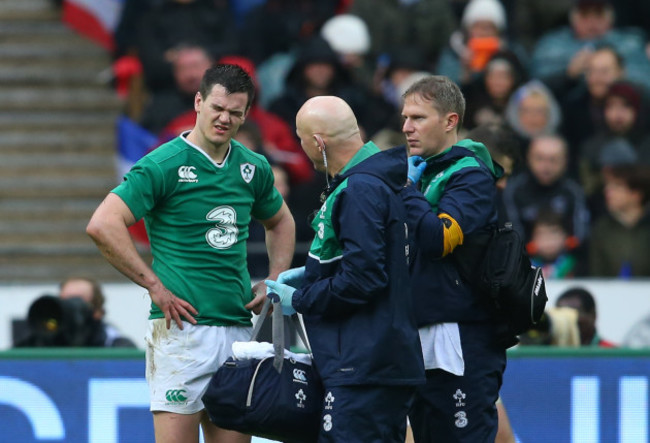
[
  {"left": 248, "top": 297, "right": 284, "bottom": 371},
  {"left": 249, "top": 298, "right": 314, "bottom": 371},
  {"left": 290, "top": 313, "right": 312, "bottom": 354},
  {"left": 250, "top": 297, "right": 272, "bottom": 341},
  {"left": 272, "top": 299, "right": 284, "bottom": 372}
]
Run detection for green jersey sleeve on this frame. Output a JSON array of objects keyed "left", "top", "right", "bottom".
[
  {"left": 251, "top": 161, "right": 284, "bottom": 221},
  {"left": 112, "top": 156, "right": 167, "bottom": 221}
]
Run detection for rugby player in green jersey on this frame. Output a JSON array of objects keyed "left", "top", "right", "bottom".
[{"left": 87, "top": 64, "right": 295, "bottom": 443}]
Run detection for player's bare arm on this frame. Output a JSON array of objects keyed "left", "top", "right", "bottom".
[
  {"left": 86, "top": 193, "right": 198, "bottom": 329},
  {"left": 246, "top": 201, "right": 295, "bottom": 314}
]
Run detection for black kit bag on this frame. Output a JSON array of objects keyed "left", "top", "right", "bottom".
[
  {"left": 453, "top": 222, "right": 548, "bottom": 336},
  {"left": 202, "top": 298, "right": 323, "bottom": 443}
]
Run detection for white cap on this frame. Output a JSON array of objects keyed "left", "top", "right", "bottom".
[
  {"left": 461, "top": 0, "right": 506, "bottom": 30},
  {"left": 320, "top": 14, "right": 370, "bottom": 55}
]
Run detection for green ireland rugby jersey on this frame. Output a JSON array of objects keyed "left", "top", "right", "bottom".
[{"left": 112, "top": 134, "right": 283, "bottom": 326}]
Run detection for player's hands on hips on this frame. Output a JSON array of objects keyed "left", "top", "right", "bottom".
[
  {"left": 277, "top": 266, "right": 305, "bottom": 289},
  {"left": 149, "top": 284, "right": 198, "bottom": 330},
  {"left": 246, "top": 280, "right": 268, "bottom": 315},
  {"left": 407, "top": 155, "right": 427, "bottom": 185},
  {"left": 264, "top": 280, "right": 297, "bottom": 316}
]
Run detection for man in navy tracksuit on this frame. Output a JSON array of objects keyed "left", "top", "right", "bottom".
[
  {"left": 265, "top": 96, "right": 425, "bottom": 442},
  {"left": 400, "top": 75, "right": 511, "bottom": 442}
]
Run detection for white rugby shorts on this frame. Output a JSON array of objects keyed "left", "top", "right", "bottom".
[{"left": 145, "top": 318, "right": 252, "bottom": 414}]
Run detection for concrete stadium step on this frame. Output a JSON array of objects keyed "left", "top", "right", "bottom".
[
  {"left": 0, "top": 0, "right": 60, "bottom": 21},
  {"left": 0, "top": 65, "right": 110, "bottom": 86},
  {"left": 0, "top": 167, "right": 115, "bottom": 181},
  {"left": 0, "top": 30, "right": 108, "bottom": 60},
  {"left": 0, "top": 41, "right": 107, "bottom": 62},
  {"left": 0, "top": 21, "right": 87, "bottom": 45},
  {"left": 0, "top": 69, "right": 108, "bottom": 87},
  {"left": 0, "top": 152, "right": 114, "bottom": 171},
  {"left": 0, "top": 251, "right": 129, "bottom": 282},
  {"left": 0, "top": 175, "right": 116, "bottom": 199},
  {"left": 0, "top": 218, "right": 88, "bottom": 234},
  {"left": 0, "top": 111, "right": 117, "bottom": 131},
  {"left": 0, "top": 0, "right": 128, "bottom": 282},
  {"left": 0, "top": 231, "right": 92, "bottom": 245},
  {"left": 0, "top": 19, "right": 70, "bottom": 35},
  {"left": 0, "top": 243, "right": 152, "bottom": 282},
  {"left": 0, "top": 241, "right": 98, "bottom": 255},
  {"left": 0, "top": 86, "right": 122, "bottom": 112},
  {"left": 0, "top": 197, "right": 102, "bottom": 221},
  {"left": 0, "top": 130, "right": 116, "bottom": 152}
]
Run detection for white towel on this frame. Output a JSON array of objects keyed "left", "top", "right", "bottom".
[{"left": 232, "top": 341, "right": 312, "bottom": 365}]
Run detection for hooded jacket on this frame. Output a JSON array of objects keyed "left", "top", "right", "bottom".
[
  {"left": 401, "top": 139, "right": 503, "bottom": 326},
  {"left": 293, "top": 143, "right": 425, "bottom": 387}
]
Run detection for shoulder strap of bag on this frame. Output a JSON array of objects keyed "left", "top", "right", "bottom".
[{"left": 249, "top": 298, "right": 312, "bottom": 373}]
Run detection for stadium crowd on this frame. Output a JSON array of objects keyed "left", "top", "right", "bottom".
[
  {"left": 17, "top": 0, "right": 650, "bottom": 441},
  {"left": 104, "top": 0, "right": 650, "bottom": 282}
]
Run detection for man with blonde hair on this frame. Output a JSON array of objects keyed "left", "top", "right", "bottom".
[{"left": 401, "top": 75, "right": 510, "bottom": 442}]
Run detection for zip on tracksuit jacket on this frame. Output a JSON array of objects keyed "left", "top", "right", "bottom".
[
  {"left": 292, "top": 142, "right": 425, "bottom": 387},
  {"left": 401, "top": 139, "right": 503, "bottom": 327}
]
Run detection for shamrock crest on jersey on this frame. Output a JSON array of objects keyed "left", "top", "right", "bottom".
[{"left": 240, "top": 163, "right": 256, "bottom": 183}]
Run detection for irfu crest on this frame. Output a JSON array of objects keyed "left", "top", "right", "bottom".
[{"left": 240, "top": 163, "right": 256, "bottom": 183}]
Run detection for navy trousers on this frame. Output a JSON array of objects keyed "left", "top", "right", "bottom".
[
  {"left": 317, "top": 384, "right": 416, "bottom": 442},
  {"left": 409, "top": 322, "right": 507, "bottom": 443}
]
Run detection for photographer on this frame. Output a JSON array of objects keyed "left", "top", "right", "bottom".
[{"left": 15, "top": 276, "right": 136, "bottom": 348}]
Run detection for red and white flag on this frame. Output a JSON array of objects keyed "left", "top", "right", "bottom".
[{"left": 62, "top": 0, "right": 124, "bottom": 51}]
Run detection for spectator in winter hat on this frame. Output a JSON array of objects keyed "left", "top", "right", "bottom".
[{"left": 437, "top": 0, "right": 529, "bottom": 85}]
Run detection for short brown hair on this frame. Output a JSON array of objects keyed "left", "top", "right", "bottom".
[
  {"left": 402, "top": 75, "right": 466, "bottom": 131},
  {"left": 199, "top": 63, "right": 256, "bottom": 110}
]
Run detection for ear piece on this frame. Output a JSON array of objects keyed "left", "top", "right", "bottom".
[
  {"left": 314, "top": 134, "right": 325, "bottom": 152},
  {"left": 313, "top": 134, "right": 331, "bottom": 191}
]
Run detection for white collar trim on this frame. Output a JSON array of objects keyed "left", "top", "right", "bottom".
[{"left": 180, "top": 130, "right": 231, "bottom": 168}]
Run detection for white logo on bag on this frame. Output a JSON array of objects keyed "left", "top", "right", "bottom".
[
  {"left": 178, "top": 166, "right": 198, "bottom": 182},
  {"left": 295, "top": 389, "right": 307, "bottom": 408},
  {"left": 454, "top": 411, "right": 468, "bottom": 428},
  {"left": 453, "top": 389, "right": 466, "bottom": 407},
  {"left": 325, "top": 391, "right": 335, "bottom": 410},
  {"left": 293, "top": 368, "right": 307, "bottom": 384},
  {"left": 323, "top": 414, "right": 333, "bottom": 432},
  {"left": 534, "top": 274, "right": 543, "bottom": 296}
]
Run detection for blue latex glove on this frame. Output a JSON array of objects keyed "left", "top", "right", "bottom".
[
  {"left": 407, "top": 155, "right": 427, "bottom": 185},
  {"left": 277, "top": 266, "right": 305, "bottom": 289},
  {"left": 265, "top": 279, "right": 297, "bottom": 315}
]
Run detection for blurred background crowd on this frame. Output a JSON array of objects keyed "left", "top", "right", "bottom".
[
  {"left": 100, "top": 0, "right": 650, "bottom": 283},
  {"left": 9, "top": 0, "right": 650, "bottom": 349}
]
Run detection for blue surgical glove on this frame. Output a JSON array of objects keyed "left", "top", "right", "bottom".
[
  {"left": 277, "top": 266, "right": 305, "bottom": 289},
  {"left": 407, "top": 155, "right": 427, "bottom": 185},
  {"left": 265, "top": 279, "right": 297, "bottom": 316}
]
